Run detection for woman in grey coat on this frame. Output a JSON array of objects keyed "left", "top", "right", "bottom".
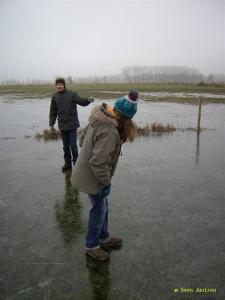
[{"left": 71, "top": 91, "right": 138, "bottom": 261}]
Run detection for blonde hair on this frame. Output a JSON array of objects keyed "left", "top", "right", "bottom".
[{"left": 114, "top": 110, "right": 137, "bottom": 143}]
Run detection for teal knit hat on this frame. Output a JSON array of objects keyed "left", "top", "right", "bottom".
[{"left": 114, "top": 90, "right": 138, "bottom": 119}]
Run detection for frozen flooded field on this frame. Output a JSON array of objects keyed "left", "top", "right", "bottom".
[
  {"left": 0, "top": 96, "right": 224, "bottom": 299},
  {"left": 99, "top": 90, "right": 225, "bottom": 99}
]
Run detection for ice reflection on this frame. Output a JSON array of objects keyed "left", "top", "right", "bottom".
[
  {"left": 196, "top": 132, "right": 200, "bottom": 163},
  {"left": 55, "top": 172, "right": 84, "bottom": 248},
  {"left": 86, "top": 256, "right": 110, "bottom": 300}
]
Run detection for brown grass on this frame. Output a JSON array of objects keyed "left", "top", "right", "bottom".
[
  {"left": 151, "top": 122, "right": 176, "bottom": 132},
  {"left": 35, "top": 123, "right": 177, "bottom": 141},
  {"left": 136, "top": 125, "right": 151, "bottom": 136},
  {"left": 35, "top": 129, "right": 61, "bottom": 141}
]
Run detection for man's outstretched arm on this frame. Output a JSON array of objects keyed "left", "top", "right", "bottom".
[{"left": 73, "top": 92, "right": 94, "bottom": 106}]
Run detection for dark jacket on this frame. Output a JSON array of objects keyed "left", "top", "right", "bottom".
[
  {"left": 71, "top": 104, "right": 122, "bottom": 195},
  {"left": 49, "top": 89, "right": 91, "bottom": 130}
]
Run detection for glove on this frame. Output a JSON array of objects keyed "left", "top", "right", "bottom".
[
  {"left": 89, "top": 97, "right": 94, "bottom": 103},
  {"left": 97, "top": 185, "right": 111, "bottom": 198}
]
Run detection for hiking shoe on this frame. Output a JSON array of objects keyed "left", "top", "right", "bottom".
[
  {"left": 86, "top": 247, "right": 110, "bottom": 261},
  {"left": 62, "top": 163, "right": 72, "bottom": 172},
  {"left": 100, "top": 237, "right": 123, "bottom": 249}
]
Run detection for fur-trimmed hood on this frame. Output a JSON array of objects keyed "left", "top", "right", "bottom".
[{"left": 89, "top": 103, "right": 118, "bottom": 128}]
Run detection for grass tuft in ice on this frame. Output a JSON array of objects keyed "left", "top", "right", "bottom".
[
  {"left": 35, "top": 129, "right": 61, "bottom": 141},
  {"left": 35, "top": 123, "right": 178, "bottom": 141},
  {"left": 150, "top": 122, "right": 176, "bottom": 133}
]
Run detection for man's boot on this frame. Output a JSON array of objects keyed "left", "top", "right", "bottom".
[{"left": 62, "top": 146, "right": 72, "bottom": 172}]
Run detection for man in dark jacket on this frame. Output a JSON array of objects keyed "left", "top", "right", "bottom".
[{"left": 49, "top": 77, "right": 94, "bottom": 172}]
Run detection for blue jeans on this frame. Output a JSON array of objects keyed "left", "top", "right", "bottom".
[
  {"left": 61, "top": 129, "right": 78, "bottom": 165},
  {"left": 85, "top": 193, "right": 110, "bottom": 249}
]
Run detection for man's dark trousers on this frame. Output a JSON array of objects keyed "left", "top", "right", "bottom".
[{"left": 61, "top": 129, "right": 78, "bottom": 166}]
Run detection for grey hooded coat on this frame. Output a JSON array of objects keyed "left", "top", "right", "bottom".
[{"left": 71, "top": 104, "right": 122, "bottom": 195}]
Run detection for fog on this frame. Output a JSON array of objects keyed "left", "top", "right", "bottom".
[{"left": 0, "top": 0, "right": 224, "bottom": 81}]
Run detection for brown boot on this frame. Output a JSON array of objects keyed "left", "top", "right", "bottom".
[
  {"left": 100, "top": 237, "right": 123, "bottom": 249},
  {"left": 85, "top": 247, "right": 110, "bottom": 261}
]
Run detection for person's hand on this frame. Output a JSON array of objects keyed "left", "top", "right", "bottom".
[
  {"left": 89, "top": 97, "right": 94, "bottom": 103},
  {"left": 50, "top": 126, "right": 56, "bottom": 132},
  {"left": 97, "top": 185, "right": 111, "bottom": 198}
]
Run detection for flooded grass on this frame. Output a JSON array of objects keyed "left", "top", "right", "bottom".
[
  {"left": 150, "top": 122, "right": 176, "bottom": 132},
  {"left": 0, "top": 83, "right": 224, "bottom": 104},
  {"left": 35, "top": 123, "right": 177, "bottom": 141},
  {"left": 35, "top": 124, "right": 211, "bottom": 141},
  {"left": 142, "top": 96, "right": 225, "bottom": 104},
  {"left": 35, "top": 129, "right": 61, "bottom": 141},
  {"left": 136, "top": 124, "right": 151, "bottom": 136},
  {"left": 136, "top": 122, "right": 176, "bottom": 136}
]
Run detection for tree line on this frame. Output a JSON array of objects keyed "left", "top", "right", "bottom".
[
  {"left": 122, "top": 65, "right": 203, "bottom": 83},
  {"left": 121, "top": 65, "right": 225, "bottom": 84},
  {"left": 1, "top": 65, "right": 224, "bottom": 85}
]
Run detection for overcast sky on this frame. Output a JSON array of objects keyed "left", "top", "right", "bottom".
[{"left": 0, "top": 0, "right": 224, "bottom": 81}]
